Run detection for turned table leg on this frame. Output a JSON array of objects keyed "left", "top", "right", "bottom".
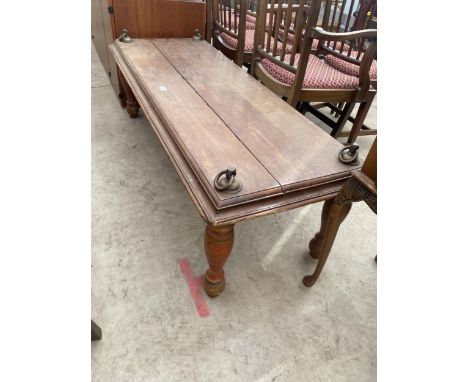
[
  {"left": 203, "top": 224, "right": 234, "bottom": 297},
  {"left": 118, "top": 69, "right": 139, "bottom": 118}
]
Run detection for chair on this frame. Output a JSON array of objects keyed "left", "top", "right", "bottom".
[
  {"left": 315, "top": 0, "right": 377, "bottom": 137},
  {"left": 210, "top": 0, "right": 298, "bottom": 67},
  {"left": 250, "top": 0, "right": 377, "bottom": 143},
  {"left": 310, "top": 0, "right": 377, "bottom": 142},
  {"left": 211, "top": 0, "right": 250, "bottom": 66},
  {"left": 205, "top": 0, "right": 257, "bottom": 43},
  {"left": 252, "top": 0, "right": 377, "bottom": 53},
  {"left": 303, "top": 138, "right": 377, "bottom": 287}
]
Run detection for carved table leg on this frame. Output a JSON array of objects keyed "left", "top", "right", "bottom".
[
  {"left": 118, "top": 69, "right": 139, "bottom": 118},
  {"left": 203, "top": 224, "right": 234, "bottom": 297},
  {"left": 304, "top": 199, "right": 352, "bottom": 287},
  {"left": 304, "top": 178, "right": 367, "bottom": 287},
  {"left": 304, "top": 176, "right": 377, "bottom": 287},
  {"left": 309, "top": 198, "right": 334, "bottom": 259}
]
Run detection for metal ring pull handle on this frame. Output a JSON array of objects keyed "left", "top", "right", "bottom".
[
  {"left": 214, "top": 167, "right": 243, "bottom": 194},
  {"left": 338, "top": 144, "right": 360, "bottom": 166},
  {"left": 118, "top": 29, "right": 132, "bottom": 43},
  {"left": 193, "top": 29, "right": 202, "bottom": 41}
]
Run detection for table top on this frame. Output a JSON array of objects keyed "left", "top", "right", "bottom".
[{"left": 110, "top": 38, "right": 358, "bottom": 225}]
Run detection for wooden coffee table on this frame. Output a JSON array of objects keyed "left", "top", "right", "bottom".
[{"left": 110, "top": 37, "right": 360, "bottom": 297}]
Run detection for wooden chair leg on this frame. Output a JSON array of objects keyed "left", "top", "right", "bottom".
[
  {"left": 346, "top": 100, "right": 373, "bottom": 144},
  {"left": 91, "top": 319, "right": 102, "bottom": 341},
  {"left": 335, "top": 102, "right": 344, "bottom": 117},
  {"left": 331, "top": 102, "right": 356, "bottom": 137}
]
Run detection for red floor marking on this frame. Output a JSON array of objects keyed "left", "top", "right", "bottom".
[{"left": 179, "top": 258, "right": 209, "bottom": 318}]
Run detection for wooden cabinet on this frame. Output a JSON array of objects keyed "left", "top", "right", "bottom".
[
  {"left": 91, "top": 0, "right": 206, "bottom": 101},
  {"left": 92, "top": 0, "right": 120, "bottom": 97}
]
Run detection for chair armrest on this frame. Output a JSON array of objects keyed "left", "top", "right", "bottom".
[
  {"left": 310, "top": 27, "right": 376, "bottom": 42},
  {"left": 352, "top": 170, "right": 377, "bottom": 196}
]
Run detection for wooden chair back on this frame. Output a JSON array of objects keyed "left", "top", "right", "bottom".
[
  {"left": 251, "top": 0, "right": 376, "bottom": 105},
  {"left": 212, "top": 0, "right": 249, "bottom": 65},
  {"left": 252, "top": 0, "right": 319, "bottom": 75},
  {"left": 319, "top": 0, "right": 376, "bottom": 32},
  {"left": 274, "top": 0, "right": 376, "bottom": 51},
  {"left": 252, "top": 1, "right": 376, "bottom": 87}
]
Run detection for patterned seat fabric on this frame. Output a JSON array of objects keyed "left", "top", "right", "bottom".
[
  {"left": 282, "top": 35, "right": 349, "bottom": 53},
  {"left": 219, "top": 30, "right": 293, "bottom": 54},
  {"left": 281, "top": 33, "right": 341, "bottom": 55},
  {"left": 245, "top": 13, "right": 274, "bottom": 26},
  {"left": 277, "top": 35, "right": 377, "bottom": 80},
  {"left": 221, "top": 10, "right": 256, "bottom": 30},
  {"left": 245, "top": 13, "right": 276, "bottom": 29},
  {"left": 261, "top": 54, "right": 360, "bottom": 89},
  {"left": 324, "top": 53, "right": 377, "bottom": 80},
  {"left": 228, "top": 18, "right": 256, "bottom": 30},
  {"left": 246, "top": 20, "right": 256, "bottom": 29},
  {"left": 280, "top": 26, "right": 299, "bottom": 44},
  {"left": 246, "top": 14, "right": 256, "bottom": 24}
]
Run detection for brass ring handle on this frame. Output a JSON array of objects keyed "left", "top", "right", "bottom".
[
  {"left": 213, "top": 167, "right": 242, "bottom": 194},
  {"left": 338, "top": 144, "right": 360, "bottom": 165},
  {"left": 214, "top": 168, "right": 236, "bottom": 191},
  {"left": 193, "top": 29, "right": 202, "bottom": 41},
  {"left": 118, "top": 29, "right": 132, "bottom": 43}
]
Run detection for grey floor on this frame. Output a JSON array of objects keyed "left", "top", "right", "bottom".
[{"left": 92, "top": 44, "right": 377, "bottom": 382}]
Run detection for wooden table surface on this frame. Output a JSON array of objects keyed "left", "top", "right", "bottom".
[
  {"left": 111, "top": 38, "right": 358, "bottom": 225},
  {"left": 110, "top": 37, "right": 360, "bottom": 296}
]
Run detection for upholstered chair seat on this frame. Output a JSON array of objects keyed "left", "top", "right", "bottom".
[
  {"left": 220, "top": 29, "right": 293, "bottom": 54},
  {"left": 324, "top": 53, "right": 377, "bottom": 80},
  {"left": 275, "top": 36, "right": 378, "bottom": 80},
  {"left": 261, "top": 53, "right": 360, "bottom": 89}
]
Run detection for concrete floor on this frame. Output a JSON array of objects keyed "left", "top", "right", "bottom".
[{"left": 91, "top": 44, "right": 377, "bottom": 382}]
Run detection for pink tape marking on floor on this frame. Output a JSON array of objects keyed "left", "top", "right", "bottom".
[{"left": 179, "top": 258, "right": 209, "bottom": 318}]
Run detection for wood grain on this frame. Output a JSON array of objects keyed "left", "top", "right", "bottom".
[
  {"left": 203, "top": 224, "right": 234, "bottom": 297},
  {"left": 110, "top": 38, "right": 357, "bottom": 225},
  {"left": 112, "top": 0, "right": 206, "bottom": 39},
  {"left": 153, "top": 38, "right": 358, "bottom": 192},
  {"left": 113, "top": 39, "right": 282, "bottom": 209}
]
